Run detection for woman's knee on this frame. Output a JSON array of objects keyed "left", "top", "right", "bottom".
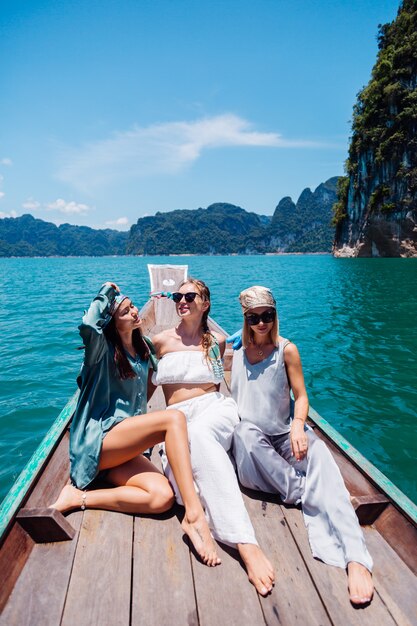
[
  {"left": 147, "top": 480, "right": 175, "bottom": 513},
  {"left": 165, "top": 408, "right": 187, "bottom": 430},
  {"left": 234, "top": 420, "right": 263, "bottom": 446}
]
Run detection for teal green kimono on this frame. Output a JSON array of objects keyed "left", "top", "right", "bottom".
[{"left": 70, "top": 284, "right": 149, "bottom": 489}]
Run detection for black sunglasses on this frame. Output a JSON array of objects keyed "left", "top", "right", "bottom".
[
  {"left": 172, "top": 292, "right": 201, "bottom": 303},
  {"left": 245, "top": 309, "right": 276, "bottom": 326}
]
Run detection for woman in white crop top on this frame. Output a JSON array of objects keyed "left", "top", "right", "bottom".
[
  {"left": 231, "top": 286, "right": 374, "bottom": 605},
  {"left": 152, "top": 277, "right": 275, "bottom": 597}
]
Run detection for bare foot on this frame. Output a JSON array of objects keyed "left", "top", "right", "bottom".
[
  {"left": 50, "top": 484, "right": 84, "bottom": 513},
  {"left": 181, "top": 514, "right": 221, "bottom": 567},
  {"left": 347, "top": 562, "right": 373, "bottom": 605},
  {"left": 238, "top": 543, "right": 275, "bottom": 596}
]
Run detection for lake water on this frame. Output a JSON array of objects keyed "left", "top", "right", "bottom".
[{"left": 0, "top": 255, "right": 416, "bottom": 505}]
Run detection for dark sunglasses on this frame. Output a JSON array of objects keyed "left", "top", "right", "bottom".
[
  {"left": 172, "top": 292, "right": 201, "bottom": 303},
  {"left": 245, "top": 309, "right": 276, "bottom": 326}
]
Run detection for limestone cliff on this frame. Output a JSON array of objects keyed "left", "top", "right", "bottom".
[
  {"left": 333, "top": 0, "right": 417, "bottom": 257},
  {"left": 269, "top": 177, "right": 338, "bottom": 252}
]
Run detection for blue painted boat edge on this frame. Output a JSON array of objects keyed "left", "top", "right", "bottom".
[
  {"left": 308, "top": 405, "right": 417, "bottom": 526},
  {"left": 0, "top": 391, "right": 79, "bottom": 542}
]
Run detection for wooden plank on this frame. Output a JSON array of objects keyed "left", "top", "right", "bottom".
[
  {"left": 131, "top": 506, "right": 197, "bottom": 625},
  {"left": 191, "top": 537, "right": 265, "bottom": 626},
  {"left": 242, "top": 491, "right": 331, "bottom": 626},
  {"left": 311, "top": 427, "right": 380, "bottom": 498},
  {"left": 0, "top": 432, "right": 74, "bottom": 613},
  {"left": 17, "top": 507, "right": 76, "bottom": 543},
  {"left": 0, "top": 511, "right": 82, "bottom": 626},
  {"left": 281, "top": 506, "right": 397, "bottom": 626},
  {"left": 373, "top": 505, "right": 417, "bottom": 576},
  {"left": 0, "top": 522, "right": 34, "bottom": 613},
  {"left": 351, "top": 495, "right": 389, "bottom": 525},
  {"left": 61, "top": 510, "right": 133, "bottom": 626},
  {"left": 308, "top": 407, "right": 417, "bottom": 526},
  {"left": 0, "top": 393, "right": 78, "bottom": 542},
  {"left": 25, "top": 431, "right": 72, "bottom": 509},
  {"left": 147, "top": 263, "right": 188, "bottom": 328},
  {"left": 363, "top": 527, "right": 417, "bottom": 626}
]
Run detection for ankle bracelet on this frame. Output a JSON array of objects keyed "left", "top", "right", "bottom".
[{"left": 81, "top": 491, "right": 87, "bottom": 510}]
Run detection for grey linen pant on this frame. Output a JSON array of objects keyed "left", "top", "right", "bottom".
[{"left": 233, "top": 421, "right": 373, "bottom": 571}]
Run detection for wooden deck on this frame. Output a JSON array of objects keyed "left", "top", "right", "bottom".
[
  {"left": 2, "top": 265, "right": 417, "bottom": 625},
  {"left": 2, "top": 387, "right": 417, "bottom": 625}
]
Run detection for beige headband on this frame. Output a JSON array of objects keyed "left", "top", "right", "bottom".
[{"left": 239, "top": 286, "right": 276, "bottom": 313}]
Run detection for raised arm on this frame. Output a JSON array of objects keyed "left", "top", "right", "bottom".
[
  {"left": 79, "top": 282, "right": 119, "bottom": 366},
  {"left": 284, "top": 342, "right": 309, "bottom": 461}
]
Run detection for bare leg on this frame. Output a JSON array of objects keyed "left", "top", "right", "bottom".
[
  {"left": 56, "top": 409, "right": 219, "bottom": 566},
  {"left": 347, "top": 562, "right": 373, "bottom": 605},
  {"left": 238, "top": 543, "right": 275, "bottom": 596},
  {"left": 51, "top": 456, "right": 174, "bottom": 514}
]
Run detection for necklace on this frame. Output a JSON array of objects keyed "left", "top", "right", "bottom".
[{"left": 252, "top": 342, "right": 265, "bottom": 357}]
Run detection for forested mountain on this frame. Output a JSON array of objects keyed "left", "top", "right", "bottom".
[
  {"left": 126, "top": 178, "right": 338, "bottom": 255},
  {"left": 0, "top": 214, "right": 128, "bottom": 256},
  {"left": 126, "top": 203, "right": 267, "bottom": 255},
  {"left": 333, "top": 0, "right": 417, "bottom": 257},
  {"left": 0, "top": 177, "right": 338, "bottom": 256}
]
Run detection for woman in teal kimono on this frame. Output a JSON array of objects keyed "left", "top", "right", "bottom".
[{"left": 51, "top": 282, "right": 220, "bottom": 567}]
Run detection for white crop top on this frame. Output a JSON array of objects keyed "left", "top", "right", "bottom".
[{"left": 152, "top": 350, "right": 224, "bottom": 385}]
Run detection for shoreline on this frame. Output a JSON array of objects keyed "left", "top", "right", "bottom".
[{"left": 1, "top": 252, "right": 334, "bottom": 259}]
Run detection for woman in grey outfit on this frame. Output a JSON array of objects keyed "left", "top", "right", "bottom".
[{"left": 231, "top": 285, "right": 374, "bottom": 605}]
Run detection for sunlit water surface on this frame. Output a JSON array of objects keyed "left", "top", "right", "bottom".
[{"left": 0, "top": 255, "right": 416, "bottom": 504}]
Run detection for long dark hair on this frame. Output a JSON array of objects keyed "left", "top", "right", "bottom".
[
  {"left": 104, "top": 318, "right": 149, "bottom": 379},
  {"left": 177, "top": 277, "right": 212, "bottom": 360}
]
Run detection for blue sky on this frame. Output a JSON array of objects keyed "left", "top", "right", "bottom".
[{"left": 0, "top": 0, "right": 400, "bottom": 230}]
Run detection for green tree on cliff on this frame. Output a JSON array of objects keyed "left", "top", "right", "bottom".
[{"left": 334, "top": 0, "right": 417, "bottom": 240}]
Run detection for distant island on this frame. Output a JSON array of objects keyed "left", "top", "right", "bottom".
[{"left": 0, "top": 178, "right": 338, "bottom": 257}]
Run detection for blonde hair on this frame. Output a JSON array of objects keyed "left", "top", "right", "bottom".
[
  {"left": 240, "top": 285, "right": 279, "bottom": 348},
  {"left": 177, "top": 277, "right": 212, "bottom": 360}
]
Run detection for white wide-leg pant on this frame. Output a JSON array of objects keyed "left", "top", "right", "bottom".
[
  {"left": 233, "top": 420, "right": 373, "bottom": 571},
  {"left": 161, "top": 392, "right": 258, "bottom": 547}
]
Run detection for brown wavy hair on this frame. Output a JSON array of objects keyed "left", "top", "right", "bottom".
[
  {"left": 177, "top": 277, "right": 212, "bottom": 359},
  {"left": 104, "top": 318, "right": 149, "bottom": 379}
]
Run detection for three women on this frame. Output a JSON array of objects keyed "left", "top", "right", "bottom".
[{"left": 55, "top": 276, "right": 373, "bottom": 604}]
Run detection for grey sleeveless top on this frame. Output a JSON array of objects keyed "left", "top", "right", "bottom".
[{"left": 231, "top": 339, "right": 293, "bottom": 436}]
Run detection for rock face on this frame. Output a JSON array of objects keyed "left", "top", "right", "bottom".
[
  {"left": 270, "top": 177, "right": 338, "bottom": 252},
  {"left": 333, "top": 0, "right": 417, "bottom": 257}
]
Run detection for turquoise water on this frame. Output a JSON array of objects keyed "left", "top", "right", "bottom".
[{"left": 0, "top": 255, "right": 416, "bottom": 505}]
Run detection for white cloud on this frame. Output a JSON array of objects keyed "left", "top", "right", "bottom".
[
  {"left": 22, "top": 198, "right": 41, "bottom": 210},
  {"left": 0, "top": 158, "right": 12, "bottom": 166},
  {"left": 105, "top": 217, "right": 129, "bottom": 227},
  {"left": 57, "top": 114, "right": 319, "bottom": 191},
  {"left": 0, "top": 210, "right": 17, "bottom": 218},
  {"left": 46, "top": 198, "right": 92, "bottom": 215},
  {"left": 0, "top": 192, "right": 4, "bottom": 200}
]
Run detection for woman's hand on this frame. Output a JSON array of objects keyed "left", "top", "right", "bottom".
[
  {"left": 226, "top": 329, "right": 243, "bottom": 350},
  {"left": 103, "top": 281, "right": 120, "bottom": 292},
  {"left": 290, "top": 420, "right": 308, "bottom": 461}
]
